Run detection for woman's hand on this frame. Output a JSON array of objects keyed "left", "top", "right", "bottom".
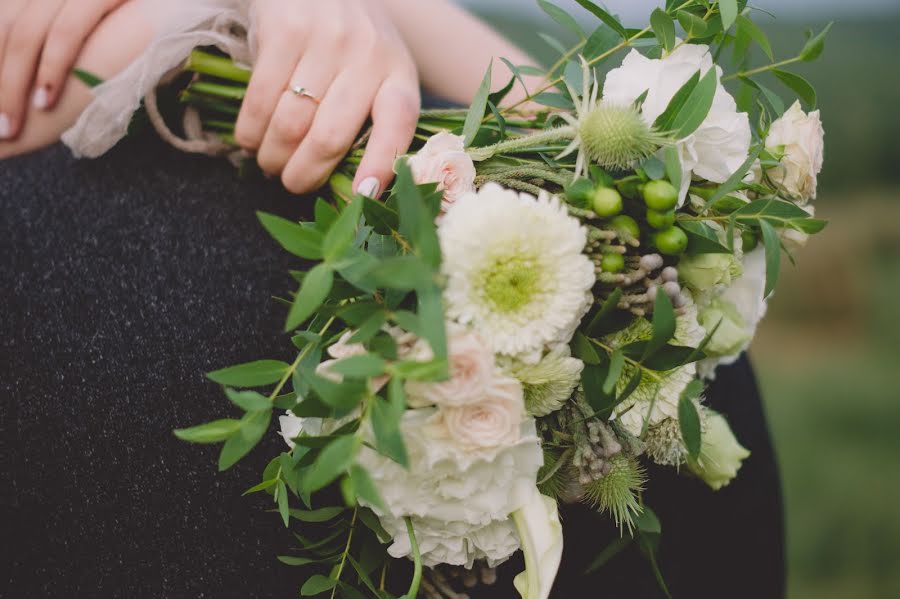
[
  {"left": 236, "top": 0, "right": 420, "bottom": 197},
  {"left": 0, "top": 0, "right": 128, "bottom": 140}
]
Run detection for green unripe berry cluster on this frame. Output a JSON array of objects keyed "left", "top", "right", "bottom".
[{"left": 653, "top": 226, "right": 689, "bottom": 256}]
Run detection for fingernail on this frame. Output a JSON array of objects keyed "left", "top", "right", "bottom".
[
  {"left": 0, "top": 114, "right": 11, "bottom": 139},
  {"left": 357, "top": 177, "right": 380, "bottom": 198},
  {"left": 33, "top": 87, "right": 50, "bottom": 110}
]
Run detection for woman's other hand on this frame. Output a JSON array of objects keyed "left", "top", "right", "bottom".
[
  {"left": 236, "top": 0, "right": 420, "bottom": 197},
  {"left": 0, "top": 0, "right": 128, "bottom": 140}
]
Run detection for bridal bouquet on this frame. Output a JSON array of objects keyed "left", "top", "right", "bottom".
[{"left": 167, "top": 1, "right": 829, "bottom": 597}]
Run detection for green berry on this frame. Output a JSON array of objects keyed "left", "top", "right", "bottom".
[
  {"left": 610, "top": 215, "right": 640, "bottom": 241},
  {"left": 591, "top": 187, "right": 623, "bottom": 218},
  {"left": 601, "top": 253, "right": 626, "bottom": 273},
  {"left": 646, "top": 208, "right": 675, "bottom": 230},
  {"left": 653, "top": 226, "right": 689, "bottom": 256},
  {"left": 742, "top": 230, "right": 759, "bottom": 252},
  {"left": 643, "top": 180, "right": 679, "bottom": 212}
]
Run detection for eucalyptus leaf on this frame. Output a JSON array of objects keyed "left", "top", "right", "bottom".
[
  {"left": 225, "top": 388, "right": 271, "bottom": 412},
  {"left": 800, "top": 22, "right": 833, "bottom": 62},
  {"left": 276, "top": 480, "right": 290, "bottom": 527},
  {"left": 285, "top": 264, "right": 334, "bottom": 332},
  {"left": 371, "top": 397, "right": 408, "bottom": 467},
  {"left": 678, "top": 379, "right": 704, "bottom": 459},
  {"left": 258, "top": 212, "right": 324, "bottom": 260},
  {"left": 718, "top": 0, "right": 739, "bottom": 31},
  {"left": 300, "top": 575, "right": 338, "bottom": 596},
  {"left": 773, "top": 69, "right": 817, "bottom": 108},
  {"left": 207, "top": 360, "right": 289, "bottom": 387},
  {"left": 327, "top": 355, "right": 387, "bottom": 379},
  {"left": 650, "top": 8, "right": 676, "bottom": 52},
  {"left": 218, "top": 410, "right": 271, "bottom": 471},
  {"left": 173, "top": 419, "right": 241, "bottom": 444},
  {"left": 538, "top": 0, "right": 584, "bottom": 38},
  {"left": 463, "top": 63, "right": 493, "bottom": 147},
  {"left": 642, "top": 291, "right": 676, "bottom": 362},
  {"left": 669, "top": 68, "right": 718, "bottom": 139},
  {"left": 303, "top": 435, "right": 358, "bottom": 494},
  {"left": 759, "top": 219, "right": 781, "bottom": 298},
  {"left": 574, "top": 0, "right": 628, "bottom": 38},
  {"left": 349, "top": 465, "right": 387, "bottom": 512}
]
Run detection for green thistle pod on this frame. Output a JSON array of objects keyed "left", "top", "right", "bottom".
[
  {"left": 583, "top": 454, "right": 647, "bottom": 532},
  {"left": 579, "top": 104, "right": 668, "bottom": 170}
]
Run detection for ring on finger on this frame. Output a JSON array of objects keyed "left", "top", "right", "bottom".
[{"left": 287, "top": 85, "right": 322, "bottom": 105}]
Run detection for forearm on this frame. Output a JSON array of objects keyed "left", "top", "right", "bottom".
[
  {"left": 0, "top": 1, "right": 156, "bottom": 160},
  {"left": 382, "top": 0, "right": 543, "bottom": 107}
]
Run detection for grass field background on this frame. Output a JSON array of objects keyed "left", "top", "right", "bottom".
[{"left": 467, "top": 4, "right": 900, "bottom": 597}]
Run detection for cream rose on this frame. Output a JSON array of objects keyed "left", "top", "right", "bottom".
[
  {"left": 406, "top": 132, "right": 476, "bottom": 210},
  {"left": 766, "top": 101, "right": 825, "bottom": 203},
  {"left": 433, "top": 376, "right": 525, "bottom": 450},
  {"left": 405, "top": 326, "right": 497, "bottom": 408}
]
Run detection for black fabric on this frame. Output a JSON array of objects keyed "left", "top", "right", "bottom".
[{"left": 1, "top": 136, "right": 783, "bottom": 599}]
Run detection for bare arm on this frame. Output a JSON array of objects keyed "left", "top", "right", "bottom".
[
  {"left": 0, "top": 1, "right": 155, "bottom": 160},
  {"left": 382, "top": 0, "right": 543, "bottom": 107}
]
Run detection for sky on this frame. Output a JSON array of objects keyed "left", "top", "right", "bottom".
[{"left": 460, "top": 0, "right": 900, "bottom": 22}]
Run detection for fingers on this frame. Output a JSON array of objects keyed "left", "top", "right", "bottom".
[
  {"left": 0, "top": 0, "right": 62, "bottom": 139},
  {"left": 233, "top": 6, "right": 307, "bottom": 152},
  {"left": 32, "top": 0, "right": 122, "bottom": 111},
  {"left": 281, "top": 70, "right": 379, "bottom": 195},
  {"left": 352, "top": 77, "right": 420, "bottom": 198},
  {"left": 255, "top": 52, "right": 338, "bottom": 176}
]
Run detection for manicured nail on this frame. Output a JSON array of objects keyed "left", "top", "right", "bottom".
[
  {"left": 0, "top": 113, "right": 11, "bottom": 139},
  {"left": 33, "top": 87, "right": 50, "bottom": 110},
  {"left": 357, "top": 177, "right": 380, "bottom": 198}
]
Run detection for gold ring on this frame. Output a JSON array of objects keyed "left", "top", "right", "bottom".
[{"left": 288, "top": 85, "right": 321, "bottom": 105}]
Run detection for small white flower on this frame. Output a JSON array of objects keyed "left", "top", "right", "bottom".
[
  {"left": 439, "top": 184, "right": 595, "bottom": 357},
  {"left": 356, "top": 410, "right": 544, "bottom": 568},
  {"left": 603, "top": 43, "right": 752, "bottom": 205},
  {"left": 501, "top": 346, "right": 583, "bottom": 417},
  {"left": 766, "top": 101, "right": 825, "bottom": 203},
  {"left": 406, "top": 132, "right": 477, "bottom": 211}
]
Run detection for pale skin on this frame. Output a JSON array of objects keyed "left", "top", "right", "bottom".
[{"left": 0, "top": 0, "right": 542, "bottom": 196}]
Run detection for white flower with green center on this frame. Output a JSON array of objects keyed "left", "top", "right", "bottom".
[
  {"left": 500, "top": 346, "right": 584, "bottom": 417},
  {"left": 439, "top": 183, "right": 595, "bottom": 357}
]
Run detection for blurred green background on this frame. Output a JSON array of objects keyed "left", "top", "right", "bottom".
[{"left": 462, "top": 2, "right": 900, "bottom": 597}]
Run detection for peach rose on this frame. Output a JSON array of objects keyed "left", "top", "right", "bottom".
[
  {"left": 433, "top": 376, "right": 525, "bottom": 450},
  {"left": 406, "top": 326, "right": 497, "bottom": 408},
  {"left": 407, "top": 132, "right": 476, "bottom": 210}
]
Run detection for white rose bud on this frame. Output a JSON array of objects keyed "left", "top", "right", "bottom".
[
  {"left": 406, "top": 132, "right": 477, "bottom": 211},
  {"left": 765, "top": 101, "right": 825, "bottom": 203},
  {"left": 698, "top": 298, "right": 753, "bottom": 357},
  {"left": 688, "top": 410, "right": 750, "bottom": 490},
  {"left": 433, "top": 376, "right": 525, "bottom": 450}
]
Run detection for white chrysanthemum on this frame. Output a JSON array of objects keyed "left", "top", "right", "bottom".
[
  {"left": 604, "top": 43, "right": 751, "bottom": 205},
  {"left": 439, "top": 184, "right": 595, "bottom": 357},
  {"left": 356, "top": 410, "right": 544, "bottom": 568}
]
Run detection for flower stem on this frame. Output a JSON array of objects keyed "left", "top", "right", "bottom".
[
  {"left": 723, "top": 57, "right": 802, "bottom": 81},
  {"left": 330, "top": 507, "right": 359, "bottom": 599},
  {"left": 403, "top": 518, "right": 422, "bottom": 599},
  {"left": 184, "top": 50, "right": 251, "bottom": 84},
  {"left": 267, "top": 315, "right": 337, "bottom": 403}
]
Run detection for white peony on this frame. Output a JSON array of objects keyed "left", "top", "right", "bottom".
[
  {"left": 406, "top": 132, "right": 477, "bottom": 211},
  {"left": 356, "top": 410, "right": 544, "bottom": 568},
  {"left": 405, "top": 325, "right": 499, "bottom": 408},
  {"left": 439, "top": 184, "right": 595, "bottom": 358},
  {"left": 603, "top": 43, "right": 751, "bottom": 205},
  {"left": 766, "top": 101, "right": 825, "bottom": 203}
]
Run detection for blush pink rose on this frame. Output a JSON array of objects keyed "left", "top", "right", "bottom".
[{"left": 406, "top": 132, "right": 477, "bottom": 210}]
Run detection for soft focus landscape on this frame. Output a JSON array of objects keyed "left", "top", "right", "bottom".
[{"left": 463, "top": 1, "right": 900, "bottom": 597}]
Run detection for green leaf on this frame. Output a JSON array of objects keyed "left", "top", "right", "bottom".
[
  {"left": 573, "top": 0, "right": 627, "bottom": 38},
  {"left": 653, "top": 71, "right": 699, "bottom": 132},
  {"left": 347, "top": 311, "right": 388, "bottom": 345},
  {"left": 678, "top": 220, "right": 732, "bottom": 254},
  {"left": 362, "top": 197, "right": 399, "bottom": 235},
  {"left": 463, "top": 62, "right": 493, "bottom": 147},
  {"left": 585, "top": 288, "right": 625, "bottom": 337},
  {"left": 243, "top": 478, "right": 278, "bottom": 496},
  {"left": 416, "top": 285, "right": 448, "bottom": 361},
  {"left": 327, "top": 355, "right": 387, "bottom": 379},
  {"left": 322, "top": 196, "right": 363, "bottom": 262},
  {"left": 173, "top": 419, "right": 241, "bottom": 444},
  {"left": 583, "top": 24, "right": 620, "bottom": 60},
  {"left": 73, "top": 68, "right": 104, "bottom": 87},
  {"left": 676, "top": 10, "right": 708, "bottom": 38},
  {"left": 759, "top": 219, "right": 781, "bottom": 298},
  {"left": 571, "top": 331, "right": 602, "bottom": 365},
  {"left": 532, "top": 92, "right": 575, "bottom": 110},
  {"left": 287, "top": 506, "right": 345, "bottom": 522},
  {"left": 365, "top": 255, "right": 434, "bottom": 290},
  {"left": 538, "top": 0, "right": 584, "bottom": 38},
  {"left": 799, "top": 22, "right": 833, "bottom": 62},
  {"left": 218, "top": 410, "right": 272, "bottom": 470},
  {"left": 349, "top": 465, "right": 386, "bottom": 512},
  {"left": 678, "top": 379, "right": 704, "bottom": 459},
  {"left": 623, "top": 343, "right": 703, "bottom": 371},
  {"left": 772, "top": 69, "right": 816, "bottom": 108},
  {"left": 662, "top": 146, "right": 682, "bottom": 197},
  {"left": 669, "top": 68, "right": 718, "bottom": 139},
  {"left": 314, "top": 198, "right": 338, "bottom": 231},
  {"left": 277, "top": 555, "right": 337, "bottom": 567},
  {"left": 207, "top": 360, "right": 290, "bottom": 387},
  {"left": 300, "top": 575, "right": 338, "bottom": 596},
  {"left": 603, "top": 350, "right": 625, "bottom": 395},
  {"left": 285, "top": 264, "right": 334, "bottom": 332},
  {"left": 303, "top": 435, "right": 358, "bottom": 494},
  {"left": 642, "top": 291, "right": 676, "bottom": 362},
  {"left": 276, "top": 480, "right": 290, "bottom": 527},
  {"left": 582, "top": 360, "right": 614, "bottom": 416},
  {"left": 371, "top": 397, "right": 408, "bottom": 467},
  {"left": 393, "top": 161, "right": 441, "bottom": 268},
  {"left": 738, "top": 76, "right": 785, "bottom": 116},
  {"left": 650, "top": 8, "right": 676, "bottom": 52},
  {"left": 257, "top": 212, "right": 323, "bottom": 260},
  {"left": 225, "top": 388, "right": 271, "bottom": 412},
  {"left": 736, "top": 15, "right": 773, "bottom": 61},
  {"left": 718, "top": 0, "right": 739, "bottom": 31},
  {"left": 390, "top": 359, "right": 448, "bottom": 382},
  {"left": 702, "top": 148, "right": 761, "bottom": 212}
]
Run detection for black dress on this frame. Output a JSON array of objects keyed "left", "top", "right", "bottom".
[{"left": 1, "top": 135, "right": 784, "bottom": 599}]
